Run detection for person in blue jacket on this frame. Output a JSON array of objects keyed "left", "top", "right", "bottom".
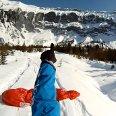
[{"left": 32, "top": 49, "right": 60, "bottom": 116}]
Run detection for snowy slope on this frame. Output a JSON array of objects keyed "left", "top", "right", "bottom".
[{"left": 0, "top": 51, "right": 116, "bottom": 116}]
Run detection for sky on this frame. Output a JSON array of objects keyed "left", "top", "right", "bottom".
[{"left": 17, "top": 0, "right": 116, "bottom": 11}]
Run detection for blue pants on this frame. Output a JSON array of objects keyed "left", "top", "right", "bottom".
[{"left": 32, "top": 100, "right": 60, "bottom": 116}]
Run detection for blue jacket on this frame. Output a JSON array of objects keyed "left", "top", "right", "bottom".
[
  {"left": 32, "top": 60, "right": 60, "bottom": 116},
  {"left": 33, "top": 60, "right": 56, "bottom": 101}
]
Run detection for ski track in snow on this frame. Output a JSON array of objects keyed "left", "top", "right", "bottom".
[
  {"left": 0, "top": 51, "right": 116, "bottom": 116},
  {"left": 0, "top": 54, "right": 40, "bottom": 116},
  {"left": 8, "top": 60, "right": 30, "bottom": 89},
  {"left": 56, "top": 57, "right": 92, "bottom": 116}
]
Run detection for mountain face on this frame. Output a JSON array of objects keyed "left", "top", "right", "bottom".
[{"left": 0, "top": 0, "right": 116, "bottom": 48}]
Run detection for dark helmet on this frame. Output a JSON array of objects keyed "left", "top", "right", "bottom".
[{"left": 40, "top": 50, "right": 57, "bottom": 63}]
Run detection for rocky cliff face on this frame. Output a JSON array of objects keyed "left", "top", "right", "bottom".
[{"left": 0, "top": 0, "right": 116, "bottom": 47}]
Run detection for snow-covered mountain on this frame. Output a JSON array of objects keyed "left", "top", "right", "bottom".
[{"left": 0, "top": 0, "right": 116, "bottom": 48}]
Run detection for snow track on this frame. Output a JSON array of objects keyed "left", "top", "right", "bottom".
[
  {"left": 0, "top": 58, "right": 29, "bottom": 94},
  {"left": 56, "top": 58, "right": 91, "bottom": 116},
  {"left": 0, "top": 53, "right": 41, "bottom": 116},
  {"left": 9, "top": 60, "right": 30, "bottom": 89}
]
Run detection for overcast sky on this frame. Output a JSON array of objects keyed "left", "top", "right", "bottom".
[{"left": 17, "top": 0, "right": 116, "bottom": 11}]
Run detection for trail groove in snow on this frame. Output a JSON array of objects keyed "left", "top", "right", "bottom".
[{"left": 8, "top": 59, "right": 30, "bottom": 89}]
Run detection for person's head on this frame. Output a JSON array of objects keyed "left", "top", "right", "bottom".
[{"left": 40, "top": 50, "right": 57, "bottom": 63}]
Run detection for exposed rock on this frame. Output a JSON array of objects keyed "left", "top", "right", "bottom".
[
  {"left": 35, "top": 12, "right": 44, "bottom": 22},
  {"left": 60, "top": 14, "right": 68, "bottom": 23},
  {"left": 44, "top": 12, "right": 57, "bottom": 22},
  {"left": 67, "top": 13, "right": 79, "bottom": 22},
  {"left": 27, "top": 12, "right": 34, "bottom": 22}
]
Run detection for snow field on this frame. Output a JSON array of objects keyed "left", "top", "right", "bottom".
[{"left": 0, "top": 51, "right": 116, "bottom": 116}]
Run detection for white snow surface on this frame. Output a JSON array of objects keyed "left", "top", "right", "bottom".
[
  {"left": 83, "top": 36, "right": 93, "bottom": 44},
  {"left": 0, "top": 51, "right": 116, "bottom": 116}
]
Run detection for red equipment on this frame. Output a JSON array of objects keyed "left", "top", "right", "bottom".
[{"left": 2, "top": 88, "right": 80, "bottom": 107}]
